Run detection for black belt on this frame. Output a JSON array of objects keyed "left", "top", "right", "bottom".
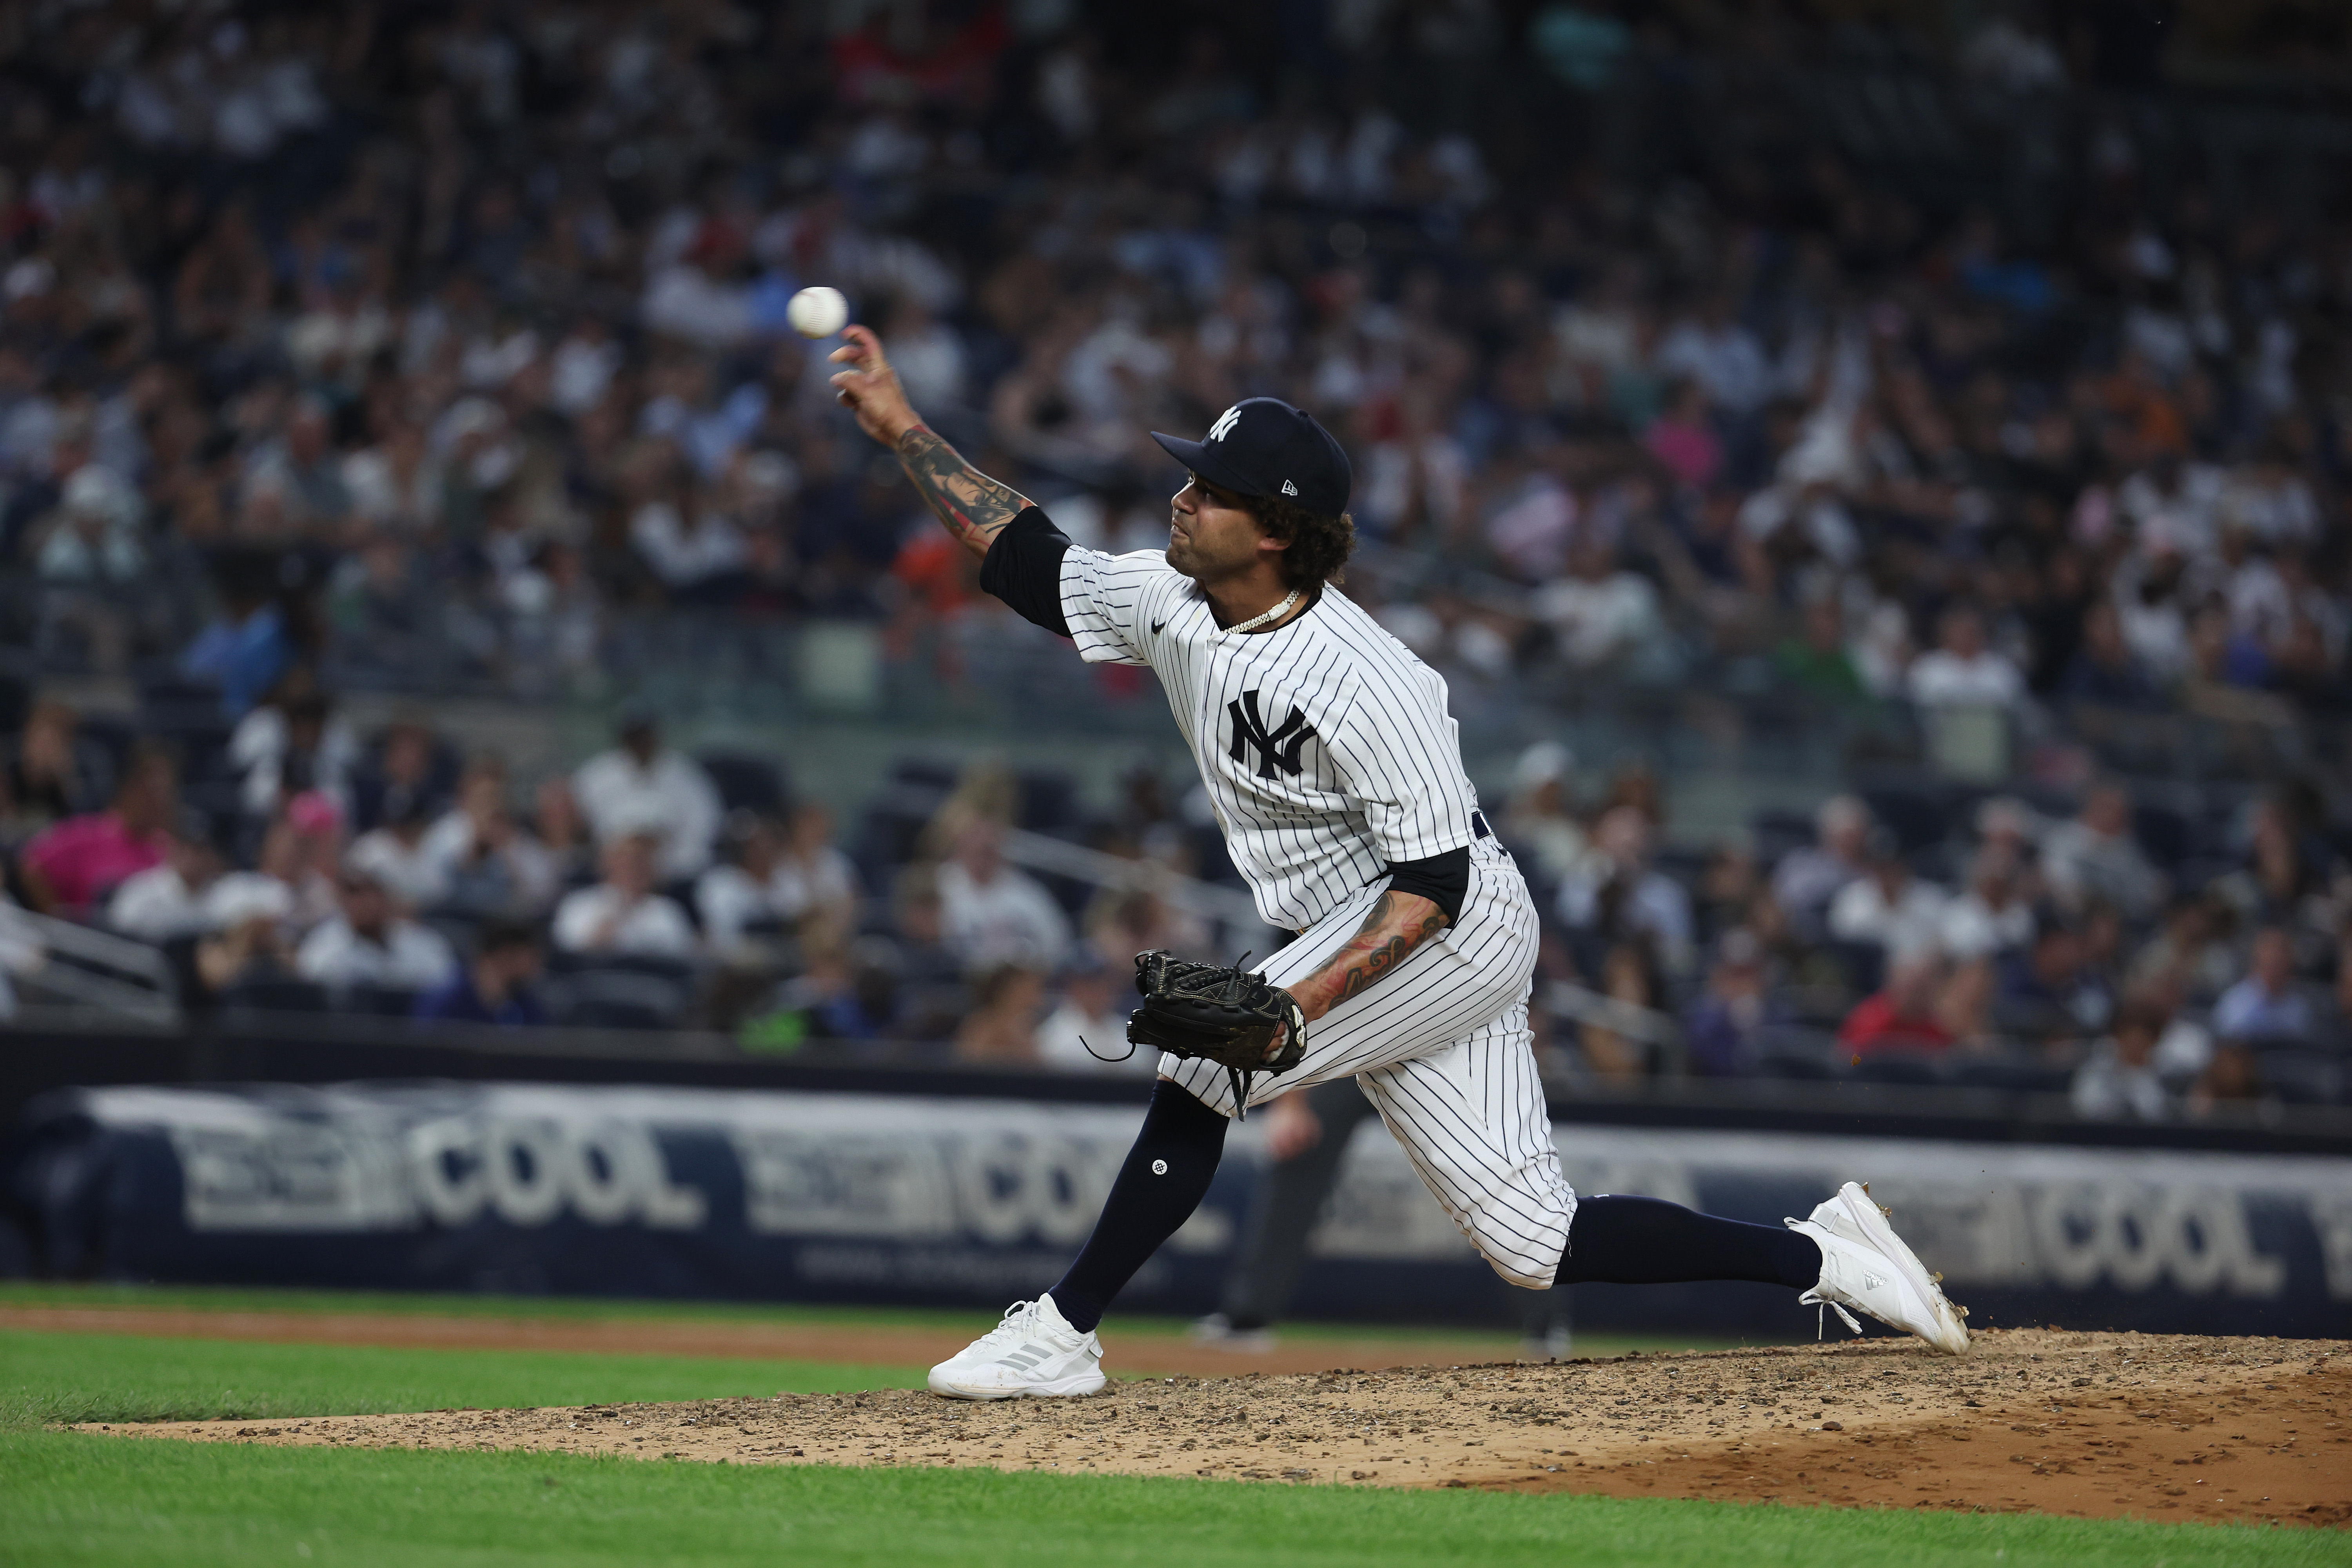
[{"left": 1472, "top": 810, "right": 1492, "bottom": 839}]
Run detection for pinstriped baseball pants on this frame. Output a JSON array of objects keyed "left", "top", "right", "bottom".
[{"left": 1161, "top": 838, "right": 1575, "bottom": 1289}]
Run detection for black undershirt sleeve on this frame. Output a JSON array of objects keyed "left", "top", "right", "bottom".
[
  {"left": 1384, "top": 846, "right": 1470, "bottom": 926},
  {"left": 978, "top": 506, "right": 1073, "bottom": 637}
]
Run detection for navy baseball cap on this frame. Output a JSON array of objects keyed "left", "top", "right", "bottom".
[{"left": 1152, "top": 398, "right": 1352, "bottom": 516}]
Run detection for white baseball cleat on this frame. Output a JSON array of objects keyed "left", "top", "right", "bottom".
[
  {"left": 1788, "top": 1181, "right": 1971, "bottom": 1356},
  {"left": 927, "top": 1295, "right": 1108, "bottom": 1400}
]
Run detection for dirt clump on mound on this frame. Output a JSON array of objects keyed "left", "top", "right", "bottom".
[{"left": 89, "top": 1329, "right": 2349, "bottom": 1527}]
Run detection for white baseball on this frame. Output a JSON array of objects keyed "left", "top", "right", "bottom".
[{"left": 786, "top": 285, "right": 849, "bottom": 339}]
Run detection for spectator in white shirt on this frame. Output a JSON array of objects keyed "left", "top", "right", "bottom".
[
  {"left": 1531, "top": 538, "right": 1666, "bottom": 672},
  {"left": 420, "top": 759, "right": 560, "bottom": 915},
  {"left": 295, "top": 864, "right": 457, "bottom": 992},
  {"left": 2071, "top": 999, "right": 2174, "bottom": 1122},
  {"left": 697, "top": 805, "right": 860, "bottom": 951},
  {"left": 1501, "top": 741, "right": 1586, "bottom": 885},
  {"left": 2042, "top": 782, "right": 2165, "bottom": 921},
  {"left": 107, "top": 822, "right": 229, "bottom": 942},
  {"left": 2210, "top": 926, "right": 2314, "bottom": 1045},
  {"left": 231, "top": 688, "right": 360, "bottom": 818},
  {"left": 347, "top": 800, "right": 448, "bottom": 911},
  {"left": 1655, "top": 292, "right": 1773, "bottom": 414},
  {"left": 630, "top": 481, "right": 748, "bottom": 594},
  {"left": 1035, "top": 947, "right": 1147, "bottom": 1074},
  {"left": 571, "top": 715, "right": 722, "bottom": 880},
  {"left": 202, "top": 804, "right": 339, "bottom": 942},
  {"left": 1828, "top": 833, "right": 1950, "bottom": 955},
  {"left": 1906, "top": 604, "right": 2024, "bottom": 708},
  {"left": 552, "top": 830, "right": 697, "bottom": 960},
  {"left": 1938, "top": 844, "right": 2036, "bottom": 961},
  {"left": 1769, "top": 794, "right": 1872, "bottom": 934},
  {"left": 936, "top": 817, "right": 1071, "bottom": 972},
  {"left": 1556, "top": 805, "right": 1694, "bottom": 975}
]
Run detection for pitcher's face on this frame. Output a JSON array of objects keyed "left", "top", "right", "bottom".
[{"left": 1167, "top": 475, "right": 1276, "bottom": 584}]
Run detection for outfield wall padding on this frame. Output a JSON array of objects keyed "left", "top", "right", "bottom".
[{"left": 9, "top": 1082, "right": 2350, "bottom": 1338}]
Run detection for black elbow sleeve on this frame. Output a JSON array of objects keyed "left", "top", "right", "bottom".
[
  {"left": 979, "top": 506, "right": 1074, "bottom": 637},
  {"left": 1385, "top": 846, "right": 1470, "bottom": 926}
]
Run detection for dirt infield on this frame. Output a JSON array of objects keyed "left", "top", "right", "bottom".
[
  {"left": 0, "top": 1303, "right": 1540, "bottom": 1379},
  {"left": 86, "top": 1329, "right": 2348, "bottom": 1526}
]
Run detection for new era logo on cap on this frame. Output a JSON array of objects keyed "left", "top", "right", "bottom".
[{"left": 1152, "top": 397, "right": 1352, "bottom": 516}]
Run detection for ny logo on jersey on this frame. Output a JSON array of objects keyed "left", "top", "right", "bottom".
[
  {"left": 1227, "top": 689, "right": 1315, "bottom": 779},
  {"left": 1207, "top": 405, "right": 1243, "bottom": 443}
]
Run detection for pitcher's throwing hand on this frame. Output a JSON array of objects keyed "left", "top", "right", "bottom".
[{"left": 827, "top": 325, "right": 918, "bottom": 446}]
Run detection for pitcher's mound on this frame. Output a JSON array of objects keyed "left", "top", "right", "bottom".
[{"left": 88, "top": 1329, "right": 2349, "bottom": 1527}]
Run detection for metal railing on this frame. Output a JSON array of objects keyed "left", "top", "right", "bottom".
[
  {"left": 6, "top": 909, "right": 181, "bottom": 1028},
  {"left": 998, "top": 828, "right": 1277, "bottom": 949}
]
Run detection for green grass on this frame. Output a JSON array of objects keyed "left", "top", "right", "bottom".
[
  {"left": 0, "top": 1330, "right": 923, "bottom": 1430},
  {"left": 0, "top": 1317, "right": 2328, "bottom": 1567},
  {"left": 6, "top": 1432, "right": 2337, "bottom": 1568}
]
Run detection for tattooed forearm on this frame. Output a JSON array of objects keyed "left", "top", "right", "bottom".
[
  {"left": 897, "top": 425, "right": 1035, "bottom": 558},
  {"left": 1287, "top": 890, "right": 1449, "bottom": 1022}
]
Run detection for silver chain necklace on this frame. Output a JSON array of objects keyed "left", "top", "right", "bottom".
[{"left": 1224, "top": 588, "right": 1301, "bottom": 635}]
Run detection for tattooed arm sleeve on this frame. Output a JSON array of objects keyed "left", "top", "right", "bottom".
[
  {"left": 896, "top": 425, "right": 1037, "bottom": 559},
  {"left": 1281, "top": 890, "right": 1450, "bottom": 1024}
]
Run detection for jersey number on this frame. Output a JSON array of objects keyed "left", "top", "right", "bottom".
[{"left": 1228, "top": 689, "right": 1316, "bottom": 779}]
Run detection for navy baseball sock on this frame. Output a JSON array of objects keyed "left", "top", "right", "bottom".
[
  {"left": 1553, "top": 1195, "right": 1822, "bottom": 1289},
  {"left": 1049, "top": 1079, "right": 1229, "bottom": 1333}
]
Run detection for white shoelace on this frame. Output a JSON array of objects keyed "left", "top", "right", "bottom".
[{"left": 972, "top": 1299, "right": 1045, "bottom": 1350}]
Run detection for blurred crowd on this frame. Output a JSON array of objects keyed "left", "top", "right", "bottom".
[
  {"left": 0, "top": 689, "right": 1205, "bottom": 1072},
  {"left": 0, "top": 1, "right": 2342, "bottom": 738},
  {"left": 1497, "top": 740, "right": 2352, "bottom": 1119},
  {"left": 0, "top": 2, "right": 2349, "bottom": 1117},
  {"left": 6, "top": 675, "right": 2352, "bottom": 1124}
]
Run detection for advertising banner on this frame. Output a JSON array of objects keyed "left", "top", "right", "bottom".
[{"left": 14, "top": 1083, "right": 2350, "bottom": 1338}]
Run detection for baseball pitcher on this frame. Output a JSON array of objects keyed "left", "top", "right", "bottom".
[{"left": 830, "top": 325, "right": 1969, "bottom": 1399}]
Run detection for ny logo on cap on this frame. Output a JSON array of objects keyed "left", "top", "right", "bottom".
[
  {"left": 1228, "top": 689, "right": 1315, "bottom": 779},
  {"left": 1207, "top": 405, "right": 1243, "bottom": 443}
]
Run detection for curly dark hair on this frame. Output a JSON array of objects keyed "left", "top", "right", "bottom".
[{"left": 1247, "top": 492, "right": 1356, "bottom": 591}]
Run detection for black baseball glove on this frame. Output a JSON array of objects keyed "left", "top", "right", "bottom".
[{"left": 1127, "top": 950, "right": 1307, "bottom": 1118}]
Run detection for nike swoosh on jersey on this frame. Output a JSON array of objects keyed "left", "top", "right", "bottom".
[{"left": 1151, "top": 620, "right": 1167, "bottom": 633}]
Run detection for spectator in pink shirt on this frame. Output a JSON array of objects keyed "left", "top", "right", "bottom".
[
  {"left": 1642, "top": 381, "right": 1723, "bottom": 490},
  {"left": 19, "top": 745, "right": 178, "bottom": 914}
]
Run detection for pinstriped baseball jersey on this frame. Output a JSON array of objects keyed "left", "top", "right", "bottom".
[{"left": 1058, "top": 547, "right": 1485, "bottom": 933}]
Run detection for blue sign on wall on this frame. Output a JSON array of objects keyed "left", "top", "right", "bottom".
[{"left": 12, "top": 1083, "right": 2350, "bottom": 1339}]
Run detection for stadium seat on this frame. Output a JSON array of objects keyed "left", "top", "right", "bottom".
[
  {"left": 1859, "top": 786, "right": 1950, "bottom": 857},
  {"left": 1947, "top": 1057, "right": 2072, "bottom": 1094},
  {"left": 2252, "top": 1050, "right": 2343, "bottom": 1107},
  {"left": 698, "top": 751, "right": 790, "bottom": 818},
  {"left": 2131, "top": 802, "right": 2192, "bottom": 870},
  {"left": 137, "top": 675, "right": 226, "bottom": 734},
  {"left": 339, "top": 983, "right": 423, "bottom": 1019},
  {"left": 889, "top": 757, "right": 961, "bottom": 793},
  {"left": 577, "top": 952, "right": 696, "bottom": 987},
  {"left": 1753, "top": 1025, "right": 1840, "bottom": 1080},
  {"left": 1849, "top": 1052, "right": 1945, "bottom": 1087},
  {"left": 543, "top": 970, "right": 687, "bottom": 1030},
  {"left": 1821, "top": 939, "right": 1886, "bottom": 997},
  {"left": 421, "top": 911, "right": 484, "bottom": 955},
  {"left": 216, "top": 977, "right": 333, "bottom": 1016},
  {"left": 1751, "top": 810, "right": 1815, "bottom": 869},
  {"left": 1016, "top": 769, "right": 1082, "bottom": 834}
]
